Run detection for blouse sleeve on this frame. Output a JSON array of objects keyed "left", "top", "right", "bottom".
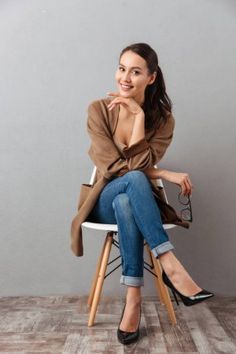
[
  {"left": 116, "top": 113, "right": 175, "bottom": 170},
  {"left": 87, "top": 101, "right": 129, "bottom": 180}
]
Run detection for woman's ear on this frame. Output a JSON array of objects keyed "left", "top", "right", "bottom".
[{"left": 148, "top": 71, "right": 157, "bottom": 85}]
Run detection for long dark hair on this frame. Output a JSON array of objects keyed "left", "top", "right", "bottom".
[{"left": 119, "top": 43, "right": 173, "bottom": 131}]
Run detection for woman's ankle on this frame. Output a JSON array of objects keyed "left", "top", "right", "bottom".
[
  {"left": 158, "top": 252, "right": 202, "bottom": 295},
  {"left": 126, "top": 286, "right": 142, "bottom": 305},
  {"left": 158, "top": 251, "right": 177, "bottom": 277}
]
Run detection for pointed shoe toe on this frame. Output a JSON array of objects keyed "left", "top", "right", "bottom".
[
  {"left": 117, "top": 327, "right": 140, "bottom": 345},
  {"left": 188, "top": 289, "right": 214, "bottom": 301},
  {"left": 117, "top": 303, "right": 141, "bottom": 345}
]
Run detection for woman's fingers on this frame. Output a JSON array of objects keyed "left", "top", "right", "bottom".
[
  {"left": 185, "top": 175, "right": 193, "bottom": 196},
  {"left": 107, "top": 101, "right": 127, "bottom": 111},
  {"left": 107, "top": 98, "right": 119, "bottom": 110},
  {"left": 107, "top": 92, "right": 119, "bottom": 97},
  {"left": 106, "top": 93, "right": 121, "bottom": 110},
  {"left": 186, "top": 175, "right": 193, "bottom": 188},
  {"left": 106, "top": 93, "right": 142, "bottom": 115},
  {"left": 181, "top": 182, "right": 187, "bottom": 196},
  {"left": 167, "top": 171, "right": 193, "bottom": 197},
  {"left": 107, "top": 103, "right": 115, "bottom": 111},
  {"left": 107, "top": 97, "right": 129, "bottom": 110},
  {"left": 184, "top": 178, "right": 193, "bottom": 196},
  {"left": 180, "top": 174, "right": 193, "bottom": 196},
  {"left": 185, "top": 180, "right": 191, "bottom": 196}
]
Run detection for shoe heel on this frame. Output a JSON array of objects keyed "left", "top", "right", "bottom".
[{"left": 171, "top": 288, "right": 180, "bottom": 306}]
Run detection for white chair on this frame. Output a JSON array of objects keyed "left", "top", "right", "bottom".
[{"left": 82, "top": 165, "right": 178, "bottom": 327}]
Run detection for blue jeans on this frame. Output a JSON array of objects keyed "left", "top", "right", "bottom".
[{"left": 87, "top": 170, "right": 174, "bottom": 287}]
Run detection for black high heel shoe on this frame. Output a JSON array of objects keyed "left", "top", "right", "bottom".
[
  {"left": 162, "top": 270, "right": 214, "bottom": 306},
  {"left": 117, "top": 302, "right": 141, "bottom": 345}
]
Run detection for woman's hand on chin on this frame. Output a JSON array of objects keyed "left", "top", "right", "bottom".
[{"left": 106, "top": 92, "right": 144, "bottom": 116}]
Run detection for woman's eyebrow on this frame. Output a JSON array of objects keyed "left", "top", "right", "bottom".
[{"left": 119, "top": 63, "right": 142, "bottom": 70}]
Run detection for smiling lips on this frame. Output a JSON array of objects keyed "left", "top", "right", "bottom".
[{"left": 120, "top": 83, "right": 133, "bottom": 90}]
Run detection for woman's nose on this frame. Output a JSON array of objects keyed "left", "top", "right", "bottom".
[{"left": 122, "top": 72, "right": 131, "bottom": 82}]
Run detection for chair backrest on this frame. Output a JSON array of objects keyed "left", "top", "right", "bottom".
[
  {"left": 89, "top": 166, "right": 97, "bottom": 185},
  {"left": 89, "top": 165, "right": 169, "bottom": 204}
]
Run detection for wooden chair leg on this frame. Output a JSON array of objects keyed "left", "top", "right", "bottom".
[
  {"left": 150, "top": 252, "right": 177, "bottom": 325},
  {"left": 88, "top": 232, "right": 113, "bottom": 327},
  {"left": 87, "top": 235, "right": 107, "bottom": 307},
  {"left": 145, "top": 244, "right": 165, "bottom": 305}
]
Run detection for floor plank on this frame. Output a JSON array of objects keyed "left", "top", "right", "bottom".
[
  {"left": 182, "top": 302, "right": 236, "bottom": 354},
  {"left": 0, "top": 295, "right": 235, "bottom": 353}
]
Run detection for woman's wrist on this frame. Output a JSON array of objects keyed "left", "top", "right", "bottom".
[
  {"left": 134, "top": 109, "right": 145, "bottom": 118},
  {"left": 128, "top": 111, "right": 145, "bottom": 147},
  {"left": 155, "top": 168, "right": 169, "bottom": 179}
]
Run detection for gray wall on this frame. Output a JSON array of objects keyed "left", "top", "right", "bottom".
[{"left": 0, "top": 0, "right": 235, "bottom": 296}]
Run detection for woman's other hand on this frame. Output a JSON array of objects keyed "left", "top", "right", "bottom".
[
  {"left": 161, "top": 170, "right": 193, "bottom": 197},
  {"left": 106, "top": 92, "right": 143, "bottom": 116}
]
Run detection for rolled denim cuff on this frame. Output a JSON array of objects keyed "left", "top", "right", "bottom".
[
  {"left": 120, "top": 275, "right": 144, "bottom": 287},
  {"left": 151, "top": 241, "right": 174, "bottom": 258}
]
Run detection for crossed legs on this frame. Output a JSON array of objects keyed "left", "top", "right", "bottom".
[{"left": 88, "top": 170, "right": 202, "bottom": 332}]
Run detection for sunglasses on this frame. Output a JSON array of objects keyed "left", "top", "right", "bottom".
[{"left": 178, "top": 191, "right": 193, "bottom": 222}]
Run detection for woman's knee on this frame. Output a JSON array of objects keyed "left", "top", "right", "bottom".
[
  {"left": 125, "top": 170, "right": 151, "bottom": 188},
  {"left": 125, "top": 170, "right": 147, "bottom": 181},
  {"left": 112, "top": 193, "right": 130, "bottom": 211}
]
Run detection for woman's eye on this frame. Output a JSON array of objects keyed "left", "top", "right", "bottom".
[{"left": 118, "top": 67, "right": 140, "bottom": 75}]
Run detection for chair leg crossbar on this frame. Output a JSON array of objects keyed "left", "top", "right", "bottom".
[{"left": 87, "top": 231, "right": 177, "bottom": 327}]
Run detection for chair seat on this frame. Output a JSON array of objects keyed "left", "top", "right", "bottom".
[
  {"left": 82, "top": 221, "right": 177, "bottom": 231},
  {"left": 82, "top": 221, "right": 118, "bottom": 232}
]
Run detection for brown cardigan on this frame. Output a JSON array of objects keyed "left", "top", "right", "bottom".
[{"left": 70, "top": 97, "right": 189, "bottom": 257}]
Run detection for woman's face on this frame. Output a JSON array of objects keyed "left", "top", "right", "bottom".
[{"left": 115, "top": 50, "right": 156, "bottom": 105}]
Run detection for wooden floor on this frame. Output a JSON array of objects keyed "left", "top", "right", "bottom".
[{"left": 0, "top": 295, "right": 235, "bottom": 353}]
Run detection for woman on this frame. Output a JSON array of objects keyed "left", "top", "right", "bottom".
[{"left": 84, "top": 43, "right": 214, "bottom": 345}]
